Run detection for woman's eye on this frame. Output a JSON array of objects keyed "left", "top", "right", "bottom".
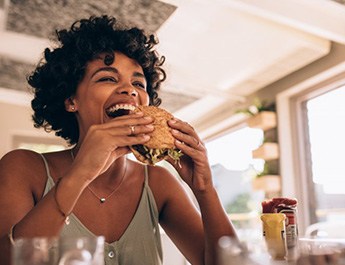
[
  {"left": 133, "top": 82, "right": 146, "bottom": 90},
  {"left": 97, "top": 77, "right": 117, "bottom": 83}
]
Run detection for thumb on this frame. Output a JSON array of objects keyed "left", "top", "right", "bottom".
[{"left": 113, "top": 147, "right": 131, "bottom": 159}]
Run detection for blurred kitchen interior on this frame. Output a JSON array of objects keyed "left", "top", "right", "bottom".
[{"left": 1, "top": 0, "right": 345, "bottom": 262}]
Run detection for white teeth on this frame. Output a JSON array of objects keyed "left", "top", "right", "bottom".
[{"left": 107, "top": 104, "right": 135, "bottom": 113}]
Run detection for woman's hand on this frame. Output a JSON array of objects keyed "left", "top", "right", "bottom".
[
  {"left": 70, "top": 112, "right": 154, "bottom": 183},
  {"left": 167, "top": 119, "right": 213, "bottom": 192}
]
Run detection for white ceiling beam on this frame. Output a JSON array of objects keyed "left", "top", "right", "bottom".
[
  {"left": 218, "top": 0, "right": 345, "bottom": 44},
  {"left": 0, "top": 31, "right": 49, "bottom": 64},
  {"left": 0, "top": 87, "right": 31, "bottom": 106}
]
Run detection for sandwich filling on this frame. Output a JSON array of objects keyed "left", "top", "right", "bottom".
[{"left": 132, "top": 144, "right": 183, "bottom": 165}]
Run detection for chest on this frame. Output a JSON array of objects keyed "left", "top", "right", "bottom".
[{"left": 71, "top": 182, "right": 144, "bottom": 243}]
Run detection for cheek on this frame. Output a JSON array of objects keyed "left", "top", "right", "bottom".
[{"left": 139, "top": 91, "right": 150, "bottom": 106}]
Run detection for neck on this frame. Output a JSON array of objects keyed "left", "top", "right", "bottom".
[
  {"left": 93, "top": 156, "right": 128, "bottom": 188},
  {"left": 70, "top": 147, "right": 128, "bottom": 188}
]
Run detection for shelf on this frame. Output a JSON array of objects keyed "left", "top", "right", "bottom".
[
  {"left": 247, "top": 111, "right": 277, "bottom": 131},
  {"left": 252, "top": 175, "right": 281, "bottom": 192},
  {"left": 252, "top": 142, "right": 279, "bottom": 160}
]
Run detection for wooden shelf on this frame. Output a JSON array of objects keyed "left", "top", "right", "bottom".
[
  {"left": 252, "top": 142, "right": 279, "bottom": 160},
  {"left": 252, "top": 175, "right": 281, "bottom": 192},
  {"left": 247, "top": 111, "right": 277, "bottom": 131}
]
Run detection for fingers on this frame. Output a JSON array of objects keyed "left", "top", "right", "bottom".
[
  {"left": 112, "top": 146, "right": 131, "bottom": 158},
  {"left": 129, "top": 125, "right": 135, "bottom": 136},
  {"left": 104, "top": 133, "right": 151, "bottom": 149},
  {"left": 168, "top": 119, "right": 204, "bottom": 151},
  {"left": 101, "top": 112, "right": 154, "bottom": 137},
  {"left": 103, "top": 112, "right": 153, "bottom": 129},
  {"left": 122, "top": 123, "right": 154, "bottom": 137}
]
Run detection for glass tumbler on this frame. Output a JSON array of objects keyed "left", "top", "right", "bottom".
[
  {"left": 12, "top": 237, "right": 58, "bottom": 265},
  {"left": 58, "top": 236, "right": 105, "bottom": 265}
]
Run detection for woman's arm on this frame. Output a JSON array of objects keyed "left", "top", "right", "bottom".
[
  {"left": 153, "top": 165, "right": 237, "bottom": 265},
  {"left": 193, "top": 185, "right": 238, "bottom": 264},
  {"left": 160, "top": 119, "right": 238, "bottom": 265},
  {"left": 152, "top": 166, "right": 204, "bottom": 264},
  {"left": 0, "top": 150, "right": 86, "bottom": 265}
]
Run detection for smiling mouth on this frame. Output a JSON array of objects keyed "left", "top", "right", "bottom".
[{"left": 106, "top": 104, "right": 136, "bottom": 118}]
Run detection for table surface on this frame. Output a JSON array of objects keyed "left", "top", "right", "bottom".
[
  {"left": 249, "top": 252, "right": 295, "bottom": 265},
  {"left": 218, "top": 237, "right": 345, "bottom": 265}
]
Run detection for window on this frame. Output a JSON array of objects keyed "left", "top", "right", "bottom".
[
  {"left": 301, "top": 85, "right": 345, "bottom": 223},
  {"left": 16, "top": 142, "right": 66, "bottom": 153},
  {"left": 205, "top": 126, "right": 265, "bottom": 239},
  {"left": 13, "top": 134, "right": 67, "bottom": 153},
  {"left": 277, "top": 70, "right": 345, "bottom": 233}
]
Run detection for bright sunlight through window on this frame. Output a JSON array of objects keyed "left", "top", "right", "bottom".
[{"left": 307, "top": 86, "right": 345, "bottom": 194}]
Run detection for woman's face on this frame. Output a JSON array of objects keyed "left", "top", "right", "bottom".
[{"left": 70, "top": 51, "right": 149, "bottom": 135}]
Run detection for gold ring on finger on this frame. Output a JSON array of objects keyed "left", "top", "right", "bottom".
[{"left": 130, "top": 125, "right": 135, "bottom": 135}]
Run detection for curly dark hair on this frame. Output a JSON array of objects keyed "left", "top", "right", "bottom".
[{"left": 28, "top": 15, "right": 166, "bottom": 145}]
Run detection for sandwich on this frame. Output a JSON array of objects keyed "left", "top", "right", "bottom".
[{"left": 129, "top": 105, "right": 183, "bottom": 165}]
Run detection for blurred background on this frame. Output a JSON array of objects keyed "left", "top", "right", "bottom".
[{"left": 1, "top": 1, "right": 345, "bottom": 263}]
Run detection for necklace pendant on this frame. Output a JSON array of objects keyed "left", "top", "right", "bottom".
[{"left": 100, "top": 198, "right": 106, "bottom": 203}]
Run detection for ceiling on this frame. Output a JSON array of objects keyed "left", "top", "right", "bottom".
[{"left": 1, "top": 0, "right": 345, "bottom": 134}]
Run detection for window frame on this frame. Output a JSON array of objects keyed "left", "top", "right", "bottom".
[{"left": 276, "top": 63, "right": 345, "bottom": 235}]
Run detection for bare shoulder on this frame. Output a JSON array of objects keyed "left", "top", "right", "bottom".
[
  {"left": 0, "top": 149, "right": 43, "bottom": 170},
  {"left": 146, "top": 164, "right": 190, "bottom": 212},
  {"left": 147, "top": 164, "right": 182, "bottom": 190},
  {"left": 0, "top": 149, "right": 46, "bottom": 185},
  {"left": 0, "top": 150, "right": 51, "bottom": 238},
  {"left": 1, "top": 148, "right": 41, "bottom": 159}
]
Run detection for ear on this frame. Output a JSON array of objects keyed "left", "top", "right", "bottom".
[{"left": 64, "top": 97, "right": 77, "bottom": 112}]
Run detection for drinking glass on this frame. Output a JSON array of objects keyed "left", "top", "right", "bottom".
[
  {"left": 58, "top": 236, "right": 105, "bottom": 265},
  {"left": 296, "top": 238, "right": 345, "bottom": 265},
  {"left": 12, "top": 237, "right": 58, "bottom": 265},
  {"left": 218, "top": 236, "right": 268, "bottom": 265}
]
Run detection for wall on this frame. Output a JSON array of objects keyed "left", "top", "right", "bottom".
[{"left": 0, "top": 96, "right": 66, "bottom": 158}]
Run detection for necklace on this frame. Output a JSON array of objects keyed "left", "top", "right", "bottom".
[{"left": 70, "top": 149, "right": 127, "bottom": 203}]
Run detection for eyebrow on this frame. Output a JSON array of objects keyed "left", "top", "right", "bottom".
[
  {"left": 90, "top": 67, "right": 118, "bottom": 78},
  {"left": 90, "top": 66, "right": 146, "bottom": 79}
]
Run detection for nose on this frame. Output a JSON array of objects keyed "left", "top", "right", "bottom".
[{"left": 116, "top": 85, "right": 138, "bottom": 97}]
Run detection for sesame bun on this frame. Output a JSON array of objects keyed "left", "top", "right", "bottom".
[
  {"left": 135, "top": 105, "right": 174, "bottom": 149},
  {"left": 130, "top": 106, "right": 182, "bottom": 165}
]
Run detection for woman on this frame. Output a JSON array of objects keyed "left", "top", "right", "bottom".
[{"left": 0, "top": 15, "right": 237, "bottom": 265}]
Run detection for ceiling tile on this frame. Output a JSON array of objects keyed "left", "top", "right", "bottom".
[
  {"left": 0, "top": 57, "right": 33, "bottom": 92},
  {"left": 6, "top": 0, "right": 176, "bottom": 38}
]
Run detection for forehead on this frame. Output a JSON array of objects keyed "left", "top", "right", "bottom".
[{"left": 87, "top": 52, "right": 143, "bottom": 72}]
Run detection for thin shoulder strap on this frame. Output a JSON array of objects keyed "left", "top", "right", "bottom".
[
  {"left": 39, "top": 153, "right": 53, "bottom": 180},
  {"left": 144, "top": 165, "right": 149, "bottom": 186}
]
